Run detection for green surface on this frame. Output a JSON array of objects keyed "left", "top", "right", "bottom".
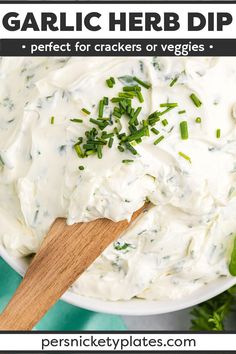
[{"left": 0, "top": 257, "right": 126, "bottom": 330}]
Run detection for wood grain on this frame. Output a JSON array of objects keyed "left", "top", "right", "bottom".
[{"left": 0, "top": 204, "right": 148, "bottom": 330}]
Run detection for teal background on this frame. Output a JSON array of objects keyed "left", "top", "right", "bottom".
[{"left": 0, "top": 257, "right": 126, "bottom": 330}]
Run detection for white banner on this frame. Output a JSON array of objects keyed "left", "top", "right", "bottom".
[
  {"left": 0, "top": 332, "right": 235, "bottom": 351},
  {"left": 0, "top": 2, "right": 235, "bottom": 39}
]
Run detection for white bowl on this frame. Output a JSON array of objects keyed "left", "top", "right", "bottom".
[{"left": 1, "top": 245, "right": 236, "bottom": 316}]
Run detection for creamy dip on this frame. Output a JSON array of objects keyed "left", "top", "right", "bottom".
[{"left": 1, "top": 56, "right": 236, "bottom": 301}]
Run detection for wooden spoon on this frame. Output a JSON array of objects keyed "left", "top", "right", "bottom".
[{"left": 0, "top": 204, "right": 148, "bottom": 330}]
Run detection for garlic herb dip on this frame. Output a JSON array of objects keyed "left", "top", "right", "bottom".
[{"left": 1, "top": 57, "right": 236, "bottom": 301}]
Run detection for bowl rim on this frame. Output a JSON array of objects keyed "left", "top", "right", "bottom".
[{"left": 1, "top": 246, "right": 236, "bottom": 316}]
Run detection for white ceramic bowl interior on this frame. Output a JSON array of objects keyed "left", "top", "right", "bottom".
[{"left": 1, "top": 246, "right": 236, "bottom": 316}]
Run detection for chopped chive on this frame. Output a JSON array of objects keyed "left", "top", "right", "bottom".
[
  {"left": 114, "top": 127, "right": 119, "bottom": 135},
  {"left": 129, "top": 125, "right": 137, "bottom": 133},
  {"left": 178, "top": 110, "right": 186, "bottom": 115},
  {"left": 118, "top": 145, "right": 125, "bottom": 152},
  {"left": 136, "top": 91, "right": 144, "bottom": 103},
  {"left": 130, "top": 107, "right": 142, "bottom": 125},
  {"left": 85, "top": 128, "right": 98, "bottom": 140},
  {"left": 180, "top": 121, "right": 189, "bottom": 140},
  {"left": 81, "top": 108, "right": 90, "bottom": 115},
  {"left": 108, "top": 137, "right": 114, "bottom": 148},
  {"left": 111, "top": 97, "right": 121, "bottom": 103},
  {"left": 98, "top": 117, "right": 110, "bottom": 121},
  {"left": 111, "top": 97, "right": 126, "bottom": 103},
  {"left": 130, "top": 108, "right": 135, "bottom": 118},
  {"left": 124, "top": 142, "right": 138, "bottom": 155},
  {"left": 87, "top": 140, "right": 106, "bottom": 146},
  {"left": 89, "top": 118, "right": 99, "bottom": 125},
  {"left": 102, "top": 132, "right": 114, "bottom": 139},
  {"left": 77, "top": 137, "right": 83, "bottom": 144},
  {"left": 127, "top": 106, "right": 132, "bottom": 115},
  {"left": 178, "top": 151, "right": 191, "bottom": 163},
  {"left": 160, "top": 103, "right": 178, "bottom": 108},
  {"left": 89, "top": 118, "right": 102, "bottom": 125},
  {"left": 97, "top": 145, "right": 103, "bottom": 159},
  {"left": 86, "top": 150, "right": 96, "bottom": 156},
  {"left": 118, "top": 133, "right": 126, "bottom": 140},
  {"left": 98, "top": 99, "right": 104, "bottom": 118},
  {"left": 89, "top": 118, "right": 109, "bottom": 130},
  {"left": 106, "top": 79, "right": 113, "bottom": 88},
  {"left": 113, "top": 110, "right": 122, "bottom": 119},
  {"left": 83, "top": 143, "right": 95, "bottom": 150},
  {"left": 106, "top": 77, "right": 115, "bottom": 88},
  {"left": 103, "top": 96, "right": 109, "bottom": 105},
  {"left": 74, "top": 143, "right": 84, "bottom": 158},
  {"left": 118, "top": 106, "right": 125, "bottom": 114},
  {"left": 159, "top": 107, "right": 174, "bottom": 116},
  {"left": 79, "top": 165, "right": 84, "bottom": 170},
  {"left": 216, "top": 128, "right": 221, "bottom": 139},
  {"left": 190, "top": 93, "right": 202, "bottom": 108},
  {"left": 122, "top": 159, "right": 134, "bottom": 164},
  {"left": 148, "top": 106, "right": 175, "bottom": 122},
  {"left": 170, "top": 76, "right": 178, "bottom": 87},
  {"left": 50, "top": 116, "right": 55, "bottom": 125},
  {"left": 70, "top": 119, "right": 83, "bottom": 123},
  {"left": 147, "top": 111, "right": 161, "bottom": 126},
  {"left": 142, "top": 120, "right": 150, "bottom": 136},
  {"left": 133, "top": 76, "right": 151, "bottom": 89},
  {"left": 123, "top": 85, "right": 141, "bottom": 92},
  {"left": 142, "top": 119, "right": 148, "bottom": 126},
  {"left": 148, "top": 118, "right": 160, "bottom": 126},
  {"left": 195, "top": 117, "right": 201, "bottom": 123},
  {"left": 154, "top": 135, "right": 164, "bottom": 145},
  {"left": 118, "top": 92, "right": 135, "bottom": 99},
  {"left": 151, "top": 127, "right": 159, "bottom": 135},
  {"left": 121, "top": 100, "right": 129, "bottom": 111},
  {"left": 162, "top": 119, "right": 168, "bottom": 127}
]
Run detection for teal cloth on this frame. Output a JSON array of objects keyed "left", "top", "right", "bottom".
[{"left": 0, "top": 257, "right": 126, "bottom": 330}]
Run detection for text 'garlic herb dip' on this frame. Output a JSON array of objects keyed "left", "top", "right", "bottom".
[{"left": 1, "top": 57, "right": 236, "bottom": 301}]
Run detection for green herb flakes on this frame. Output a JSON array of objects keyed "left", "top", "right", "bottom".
[{"left": 114, "top": 241, "right": 131, "bottom": 251}]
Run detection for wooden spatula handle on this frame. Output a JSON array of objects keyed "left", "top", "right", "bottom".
[{"left": 0, "top": 205, "right": 147, "bottom": 330}]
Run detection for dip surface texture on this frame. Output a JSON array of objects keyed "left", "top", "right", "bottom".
[{"left": 1, "top": 57, "right": 236, "bottom": 301}]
